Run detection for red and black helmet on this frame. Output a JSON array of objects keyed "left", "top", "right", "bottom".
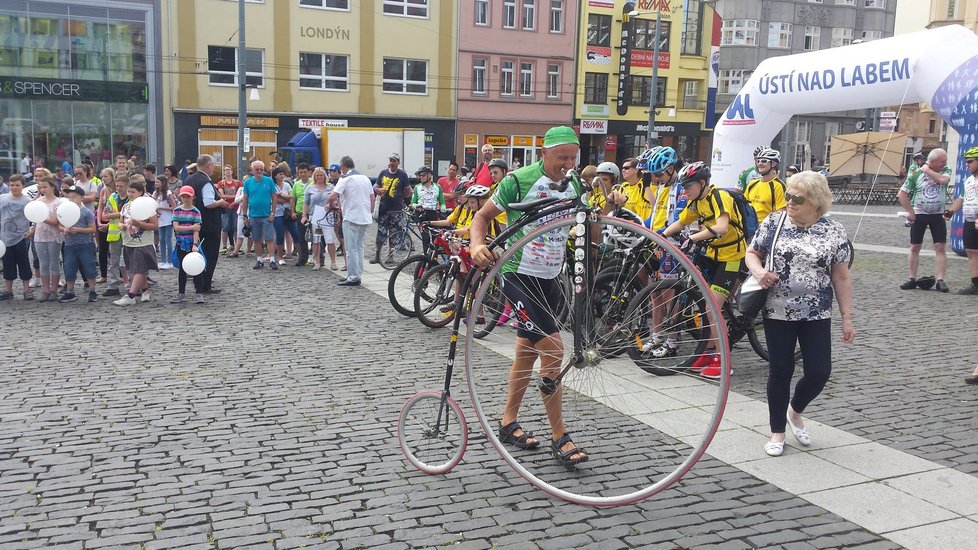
[{"left": 677, "top": 161, "right": 711, "bottom": 187}]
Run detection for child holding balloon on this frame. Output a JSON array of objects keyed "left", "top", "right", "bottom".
[
  {"left": 58, "top": 185, "right": 98, "bottom": 303},
  {"left": 170, "top": 185, "right": 203, "bottom": 304},
  {"left": 32, "top": 176, "right": 65, "bottom": 302},
  {"left": 0, "top": 174, "right": 34, "bottom": 301},
  {"left": 113, "top": 181, "right": 159, "bottom": 306}
]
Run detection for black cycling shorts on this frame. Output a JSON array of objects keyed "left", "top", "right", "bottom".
[
  {"left": 694, "top": 256, "right": 744, "bottom": 299},
  {"left": 964, "top": 220, "right": 978, "bottom": 250},
  {"left": 501, "top": 272, "right": 564, "bottom": 344},
  {"left": 909, "top": 213, "right": 947, "bottom": 245}
]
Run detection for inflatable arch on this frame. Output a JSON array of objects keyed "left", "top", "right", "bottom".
[{"left": 711, "top": 24, "right": 978, "bottom": 255}]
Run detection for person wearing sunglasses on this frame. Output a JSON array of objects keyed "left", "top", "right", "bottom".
[
  {"left": 744, "top": 170, "right": 855, "bottom": 457},
  {"left": 615, "top": 157, "right": 653, "bottom": 222},
  {"left": 660, "top": 161, "right": 747, "bottom": 379},
  {"left": 897, "top": 148, "right": 953, "bottom": 292},
  {"left": 745, "top": 148, "right": 788, "bottom": 224},
  {"left": 737, "top": 145, "right": 767, "bottom": 191}
]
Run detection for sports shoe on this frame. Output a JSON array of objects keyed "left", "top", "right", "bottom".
[
  {"left": 29, "top": 278, "right": 40, "bottom": 288},
  {"left": 695, "top": 354, "right": 723, "bottom": 380},
  {"left": 278, "top": 259, "right": 285, "bottom": 266},
  {"left": 0, "top": 291, "right": 11, "bottom": 301},
  {"left": 221, "top": 246, "right": 228, "bottom": 254},
  {"left": 253, "top": 260, "right": 264, "bottom": 270},
  {"left": 88, "top": 291, "right": 98, "bottom": 302},
  {"left": 195, "top": 293, "right": 206, "bottom": 304},
  {"left": 23, "top": 290, "right": 34, "bottom": 301},
  {"left": 650, "top": 343, "right": 679, "bottom": 358},
  {"left": 170, "top": 293, "right": 185, "bottom": 304},
  {"left": 113, "top": 294, "right": 137, "bottom": 306},
  {"left": 102, "top": 288, "right": 121, "bottom": 297},
  {"left": 899, "top": 278, "right": 917, "bottom": 290},
  {"left": 38, "top": 292, "right": 55, "bottom": 302},
  {"left": 140, "top": 290, "right": 151, "bottom": 302},
  {"left": 58, "top": 292, "right": 77, "bottom": 303},
  {"left": 956, "top": 284, "right": 978, "bottom": 295},
  {"left": 935, "top": 279, "right": 949, "bottom": 293},
  {"left": 270, "top": 261, "right": 278, "bottom": 271},
  {"left": 312, "top": 263, "right": 321, "bottom": 271}
]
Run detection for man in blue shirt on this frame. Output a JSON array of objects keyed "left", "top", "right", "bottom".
[{"left": 240, "top": 160, "right": 277, "bottom": 270}]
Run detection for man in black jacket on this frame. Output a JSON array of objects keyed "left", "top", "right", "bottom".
[{"left": 185, "top": 154, "right": 228, "bottom": 293}]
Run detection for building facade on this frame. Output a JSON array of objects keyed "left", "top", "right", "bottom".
[
  {"left": 0, "top": 0, "right": 161, "bottom": 176},
  {"left": 164, "top": 0, "right": 456, "bottom": 178},
  {"left": 455, "top": 0, "right": 579, "bottom": 170},
  {"left": 928, "top": 0, "right": 978, "bottom": 164},
  {"left": 713, "top": 0, "right": 897, "bottom": 170},
  {"left": 574, "top": 0, "right": 719, "bottom": 166}
]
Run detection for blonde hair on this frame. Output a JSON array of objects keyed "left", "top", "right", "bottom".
[
  {"left": 787, "top": 170, "right": 833, "bottom": 217},
  {"left": 312, "top": 167, "right": 328, "bottom": 183},
  {"left": 100, "top": 167, "right": 116, "bottom": 182},
  {"left": 579, "top": 164, "right": 597, "bottom": 183}
]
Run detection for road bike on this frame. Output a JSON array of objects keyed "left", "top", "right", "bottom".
[
  {"left": 376, "top": 207, "right": 425, "bottom": 269},
  {"left": 398, "top": 171, "right": 730, "bottom": 507},
  {"left": 387, "top": 225, "right": 449, "bottom": 318}
]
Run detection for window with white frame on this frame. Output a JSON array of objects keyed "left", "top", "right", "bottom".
[
  {"left": 299, "top": 0, "right": 349, "bottom": 9},
  {"left": 682, "top": 80, "right": 698, "bottom": 109},
  {"left": 519, "top": 62, "right": 533, "bottom": 96},
  {"left": 500, "top": 60, "right": 514, "bottom": 95},
  {"left": 807, "top": 0, "right": 822, "bottom": 2},
  {"left": 383, "top": 0, "right": 428, "bottom": 17},
  {"left": 831, "top": 27, "right": 853, "bottom": 47},
  {"left": 549, "top": 0, "right": 563, "bottom": 33},
  {"left": 547, "top": 63, "right": 560, "bottom": 98},
  {"left": 804, "top": 26, "right": 820, "bottom": 50},
  {"left": 864, "top": 0, "right": 885, "bottom": 8},
  {"left": 768, "top": 22, "right": 792, "bottom": 48},
  {"left": 472, "top": 58, "right": 487, "bottom": 94},
  {"left": 522, "top": 0, "right": 535, "bottom": 30},
  {"left": 298, "top": 52, "right": 348, "bottom": 90},
  {"left": 838, "top": 0, "right": 855, "bottom": 4},
  {"left": 718, "top": 69, "right": 751, "bottom": 94},
  {"left": 475, "top": 0, "right": 489, "bottom": 25},
  {"left": 721, "top": 20, "right": 760, "bottom": 46},
  {"left": 208, "top": 46, "right": 263, "bottom": 86},
  {"left": 503, "top": 0, "right": 516, "bottom": 28},
  {"left": 824, "top": 121, "right": 841, "bottom": 161},
  {"left": 793, "top": 120, "right": 812, "bottom": 167},
  {"left": 947, "top": 0, "right": 958, "bottom": 18},
  {"left": 861, "top": 30, "right": 883, "bottom": 40},
  {"left": 382, "top": 57, "right": 428, "bottom": 94}
]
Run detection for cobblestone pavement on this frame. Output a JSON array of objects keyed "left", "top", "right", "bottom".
[{"left": 0, "top": 210, "right": 974, "bottom": 549}]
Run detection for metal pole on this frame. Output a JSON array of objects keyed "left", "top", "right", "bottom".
[
  {"left": 236, "top": 0, "right": 247, "bottom": 179},
  {"left": 647, "top": 11, "right": 662, "bottom": 146}
]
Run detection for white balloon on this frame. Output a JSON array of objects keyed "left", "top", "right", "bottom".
[
  {"left": 182, "top": 251, "right": 206, "bottom": 276},
  {"left": 0, "top": 240, "right": 6, "bottom": 258},
  {"left": 57, "top": 201, "right": 81, "bottom": 227},
  {"left": 24, "top": 200, "right": 49, "bottom": 224},
  {"left": 130, "top": 196, "right": 157, "bottom": 221}
]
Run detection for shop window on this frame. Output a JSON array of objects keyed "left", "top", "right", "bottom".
[
  {"left": 383, "top": 57, "right": 428, "bottom": 94},
  {"left": 299, "top": 52, "right": 349, "bottom": 91},
  {"left": 383, "top": 0, "right": 428, "bottom": 18}
]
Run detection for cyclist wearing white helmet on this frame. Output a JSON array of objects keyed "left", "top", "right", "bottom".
[
  {"left": 737, "top": 145, "right": 767, "bottom": 191},
  {"left": 590, "top": 161, "right": 620, "bottom": 211},
  {"left": 427, "top": 184, "right": 497, "bottom": 238},
  {"left": 745, "top": 148, "right": 787, "bottom": 223}
]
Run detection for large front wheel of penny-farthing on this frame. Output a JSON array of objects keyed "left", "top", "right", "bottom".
[
  {"left": 398, "top": 390, "right": 468, "bottom": 475},
  {"left": 464, "top": 216, "right": 730, "bottom": 507}
]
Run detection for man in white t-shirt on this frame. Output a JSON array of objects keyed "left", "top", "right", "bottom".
[{"left": 329, "top": 155, "right": 374, "bottom": 287}]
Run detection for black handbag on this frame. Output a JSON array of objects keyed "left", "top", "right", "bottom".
[{"left": 737, "top": 212, "right": 787, "bottom": 320}]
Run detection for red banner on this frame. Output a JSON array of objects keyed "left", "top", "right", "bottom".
[{"left": 631, "top": 50, "right": 671, "bottom": 70}]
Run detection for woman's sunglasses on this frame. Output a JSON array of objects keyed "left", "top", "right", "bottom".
[{"left": 785, "top": 192, "right": 806, "bottom": 205}]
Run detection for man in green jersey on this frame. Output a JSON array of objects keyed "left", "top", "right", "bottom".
[{"left": 469, "top": 126, "right": 588, "bottom": 466}]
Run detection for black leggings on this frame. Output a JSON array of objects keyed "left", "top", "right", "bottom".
[
  {"left": 98, "top": 230, "right": 109, "bottom": 277},
  {"left": 764, "top": 318, "right": 832, "bottom": 433},
  {"left": 176, "top": 247, "right": 203, "bottom": 294}
]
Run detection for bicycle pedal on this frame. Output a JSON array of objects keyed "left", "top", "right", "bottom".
[{"left": 537, "top": 376, "right": 558, "bottom": 395}]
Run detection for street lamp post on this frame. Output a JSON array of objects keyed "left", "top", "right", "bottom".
[
  {"left": 237, "top": 0, "right": 247, "bottom": 179},
  {"left": 629, "top": 10, "right": 664, "bottom": 147}
]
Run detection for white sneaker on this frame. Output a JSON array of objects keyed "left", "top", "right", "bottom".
[
  {"left": 278, "top": 259, "right": 285, "bottom": 266},
  {"left": 29, "top": 278, "right": 41, "bottom": 288},
  {"left": 160, "top": 263, "right": 172, "bottom": 270},
  {"left": 140, "top": 290, "right": 151, "bottom": 302},
  {"left": 113, "top": 295, "right": 137, "bottom": 306}
]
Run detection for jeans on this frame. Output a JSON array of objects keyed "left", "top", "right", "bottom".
[
  {"left": 63, "top": 241, "right": 97, "bottom": 282},
  {"left": 764, "top": 317, "right": 833, "bottom": 434},
  {"left": 158, "top": 224, "right": 174, "bottom": 264},
  {"left": 35, "top": 241, "right": 62, "bottom": 277},
  {"left": 273, "top": 215, "right": 300, "bottom": 246},
  {"left": 2, "top": 239, "right": 32, "bottom": 281},
  {"left": 223, "top": 210, "right": 237, "bottom": 234},
  {"left": 342, "top": 220, "right": 368, "bottom": 283},
  {"left": 107, "top": 239, "right": 125, "bottom": 289}
]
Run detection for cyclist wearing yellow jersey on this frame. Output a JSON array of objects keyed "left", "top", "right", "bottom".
[
  {"left": 617, "top": 157, "right": 653, "bottom": 222},
  {"left": 661, "top": 161, "right": 746, "bottom": 379},
  {"left": 745, "top": 148, "right": 787, "bottom": 223},
  {"left": 427, "top": 185, "right": 497, "bottom": 238}
]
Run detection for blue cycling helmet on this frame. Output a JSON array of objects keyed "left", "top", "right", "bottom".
[
  {"left": 645, "top": 146, "right": 679, "bottom": 174},
  {"left": 328, "top": 163, "right": 341, "bottom": 172},
  {"left": 636, "top": 146, "right": 662, "bottom": 171}
]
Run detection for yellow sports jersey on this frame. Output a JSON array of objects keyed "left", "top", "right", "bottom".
[
  {"left": 678, "top": 187, "right": 746, "bottom": 262},
  {"left": 447, "top": 204, "right": 497, "bottom": 238},
  {"left": 745, "top": 177, "right": 786, "bottom": 224},
  {"left": 649, "top": 184, "right": 673, "bottom": 231},
  {"left": 487, "top": 181, "right": 508, "bottom": 226},
  {"left": 619, "top": 180, "right": 653, "bottom": 221}
]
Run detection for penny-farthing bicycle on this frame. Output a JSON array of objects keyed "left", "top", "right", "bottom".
[{"left": 397, "top": 170, "right": 731, "bottom": 507}]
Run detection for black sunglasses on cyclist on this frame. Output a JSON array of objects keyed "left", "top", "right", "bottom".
[
  {"left": 622, "top": 164, "right": 634, "bottom": 170},
  {"left": 785, "top": 192, "right": 806, "bottom": 205}
]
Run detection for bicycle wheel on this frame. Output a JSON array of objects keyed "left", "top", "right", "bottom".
[
  {"left": 626, "top": 279, "right": 710, "bottom": 376},
  {"left": 746, "top": 316, "right": 803, "bottom": 362},
  {"left": 415, "top": 263, "right": 457, "bottom": 329},
  {"left": 388, "top": 254, "right": 431, "bottom": 318},
  {"left": 471, "top": 272, "right": 506, "bottom": 339},
  {"left": 464, "top": 216, "right": 729, "bottom": 507},
  {"left": 380, "top": 225, "right": 415, "bottom": 269},
  {"left": 398, "top": 390, "right": 468, "bottom": 475},
  {"left": 591, "top": 269, "right": 650, "bottom": 358}
]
